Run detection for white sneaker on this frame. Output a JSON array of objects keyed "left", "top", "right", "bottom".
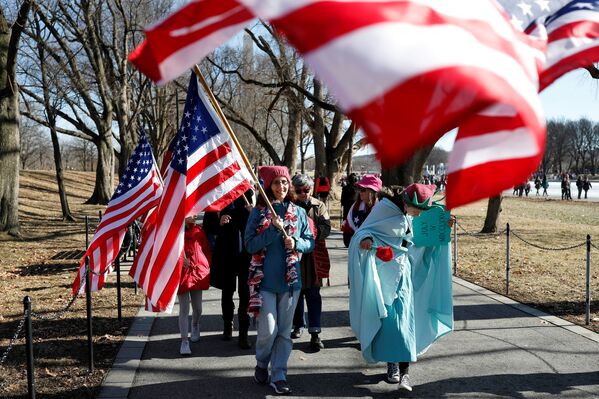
[
  {"left": 399, "top": 374, "right": 413, "bottom": 392},
  {"left": 191, "top": 324, "right": 200, "bottom": 342},
  {"left": 180, "top": 340, "right": 192, "bottom": 356}
]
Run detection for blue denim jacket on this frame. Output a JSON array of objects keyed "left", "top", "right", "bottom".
[{"left": 244, "top": 201, "right": 315, "bottom": 293}]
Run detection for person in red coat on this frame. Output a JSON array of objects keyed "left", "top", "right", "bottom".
[{"left": 178, "top": 215, "right": 211, "bottom": 356}]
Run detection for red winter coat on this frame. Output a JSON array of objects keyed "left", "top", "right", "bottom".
[{"left": 178, "top": 225, "right": 211, "bottom": 294}]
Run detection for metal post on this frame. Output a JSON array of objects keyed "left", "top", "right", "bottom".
[
  {"left": 85, "top": 257, "right": 94, "bottom": 373},
  {"left": 453, "top": 216, "right": 457, "bottom": 275},
  {"left": 85, "top": 215, "right": 89, "bottom": 249},
  {"left": 24, "top": 296, "right": 35, "bottom": 399},
  {"left": 586, "top": 235, "right": 591, "bottom": 326},
  {"left": 506, "top": 223, "right": 510, "bottom": 295},
  {"left": 116, "top": 255, "right": 122, "bottom": 322}
]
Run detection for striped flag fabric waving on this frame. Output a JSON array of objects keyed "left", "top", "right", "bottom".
[
  {"left": 129, "top": 73, "right": 253, "bottom": 312},
  {"left": 128, "top": 0, "right": 599, "bottom": 209},
  {"left": 72, "top": 130, "right": 163, "bottom": 295},
  {"left": 128, "top": 0, "right": 254, "bottom": 85}
]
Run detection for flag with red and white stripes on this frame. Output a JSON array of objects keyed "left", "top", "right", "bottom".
[
  {"left": 129, "top": 73, "right": 252, "bottom": 312},
  {"left": 73, "top": 130, "right": 163, "bottom": 295},
  {"left": 128, "top": 0, "right": 254, "bottom": 85},
  {"left": 130, "top": 0, "right": 599, "bottom": 208}
]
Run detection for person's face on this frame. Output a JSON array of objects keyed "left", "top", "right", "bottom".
[
  {"left": 405, "top": 204, "right": 423, "bottom": 217},
  {"left": 185, "top": 216, "right": 196, "bottom": 227},
  {"left": 294, "top": 184, "right": 311, "bottom": 202},
  {"left": 358, "top": 187, "right": 373, "bottom": 204},
  {"left": 271, "top": 177, "right": 289, "bottom": 201}
]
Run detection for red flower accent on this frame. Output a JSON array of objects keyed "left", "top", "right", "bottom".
[{"left": 375, "top": 246, "right": 394, "bottom": 262}]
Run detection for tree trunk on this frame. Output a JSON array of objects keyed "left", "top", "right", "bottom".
[
  {"left": 381, "top": 146, "right": 434, "bottom": 187},
  {"left": 481, "top": 195, "right": 502, "bottom": 233},
  {"left": 0, "top": 94, "right": 20, "bottom": 236},
  {"left": 86, "top": 134, "right": 114, "bottom": 205},
  {"left": 282, "top": 100, "right": 301, "bottom": 172},
  {"left": 0, "top": 1, "right": 33, "bottom": 236},
  {"left": 49, "top": 126, "right": 75, "bottom": 221}
]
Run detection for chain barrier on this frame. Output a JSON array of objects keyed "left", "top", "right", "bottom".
[
  {"left": 510, "top": 230, "right": 586, "bottom": 251},
  {"left": 591, "top": 241, "right": 599, "bottom": 252},
  {"left": 30, "top": 288, "right": 80, "bottom": 321},
  {"left": 0, "top": 314, "right": 26, "bottom": 366},
  {"left": 89, "top": 266, "right": 112, "bottom": 277}
]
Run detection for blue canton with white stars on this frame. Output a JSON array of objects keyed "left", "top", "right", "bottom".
[
  {"left": 497, "top": 0, "right": 571, "bottom": 31},
  {"left": 169, "top": 74, "right": 224, "bottom": 175},
  {"left": 113, "top": 130, "right": 154, "bottom": 200}
]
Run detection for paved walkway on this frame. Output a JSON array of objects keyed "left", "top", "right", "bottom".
[{"left": 99, "top": 231, "right": 599, "bottom": 399}]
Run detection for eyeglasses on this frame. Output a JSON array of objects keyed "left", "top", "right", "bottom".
[{"left": 295, "top": 187, "right": 311, "bottom": 194}]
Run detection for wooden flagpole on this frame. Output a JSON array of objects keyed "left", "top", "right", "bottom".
[{"left": 192, "top": 65, "right": 287, "bottom": 237}]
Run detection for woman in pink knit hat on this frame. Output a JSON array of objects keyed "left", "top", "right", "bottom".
[
  {"left": 244, "top": 165, "right": 315, "bottom": 395},
  {"left": 341, "top": 174, "right": 382, "bottom": 247}
]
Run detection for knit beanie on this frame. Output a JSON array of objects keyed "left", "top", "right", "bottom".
[{"left": 259, "top": 166, "right": 291, "bottom": 189}]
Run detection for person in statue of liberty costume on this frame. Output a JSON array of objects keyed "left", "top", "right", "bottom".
[{"left": 348, "top": 183, "right": 454, "bottom": 392}]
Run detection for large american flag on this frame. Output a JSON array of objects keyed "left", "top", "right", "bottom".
[
  {"left": 129, "top": 73, "right": 252, "bottom": 312},
  {"left": 128, "top": 0, "right": 599, "bottom": 209},
  {"left": 73, "top": 130, "right": 163, "bottom": 295}
]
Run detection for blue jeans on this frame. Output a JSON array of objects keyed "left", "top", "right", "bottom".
[
  {"left": 292, "top": 287, "right": 322, "bottom": 334},
  {"left": 255, "top": 289, "right": 300, "bottom": 382}
]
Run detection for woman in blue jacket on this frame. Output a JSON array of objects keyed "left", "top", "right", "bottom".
[{"left": 245, "top": 166, "right": 315, "bottom": 395}]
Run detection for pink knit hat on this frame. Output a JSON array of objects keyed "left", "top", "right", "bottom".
[
  {"left": 356, "top": 174, "right": 382, "bottom": 192},
  {"left": 259, "top": 166, "right": 291, "bottom": 189}
]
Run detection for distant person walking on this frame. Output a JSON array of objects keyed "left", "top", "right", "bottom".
[
  {"left": 342, "top": 174, "right": 382, "bottom": 247},
  {"left": 534, "top": 177, "right": 541, "bottom": 196},
  {"left": 576, "top": 176, "right": 583, "bottom": 199},
  {"left": 583, "top": 176, "right": 593, "bottom": 199},
  {"left": 178, "top": 216, "right": 211, "bottom": 356},
  {"left": 542, "top": 175, "right": 549, "bottom": 197},
  {"left": 341, "top": 173, "right": 359, "bottom": 221},
  {"left": 314, "top": 173, "right": 331, "bottom": 203}
]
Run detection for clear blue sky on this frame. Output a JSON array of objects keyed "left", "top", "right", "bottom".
[{"left": 435, "top": 69, "right": 599, "bottom": 151}]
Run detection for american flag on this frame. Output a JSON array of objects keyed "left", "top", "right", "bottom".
[
  {"left": 129, "top": 73, "right": 253, "bottom": 312},
  {"left": 128, "top": 0, "right": 599, "bottom": 209},
  {"left": 128, "top": 0, "right": 254, "bottom": 85},
  {"left": 73, "top": 130, "right": 163, "bottom": 295}
]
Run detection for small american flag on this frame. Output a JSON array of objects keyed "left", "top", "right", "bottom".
[
  {"left": 129, "top": 73, "right": 252, "bottom": 312},
  {"left": 73, "top": 130, "right": 163, "bottom": 295}
]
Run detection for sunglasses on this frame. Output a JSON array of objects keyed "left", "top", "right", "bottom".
[{"left": 295, "top": 187, "right": 311, "bottom": 194}]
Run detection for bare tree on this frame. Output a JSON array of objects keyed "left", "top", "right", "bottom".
[{"left": 0, "top": 0, "right": 32, "bottom": 236}]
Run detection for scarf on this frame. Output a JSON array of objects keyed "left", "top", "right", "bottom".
[{"left": 247, "top": 202, "right": 299, "bottom": 317}]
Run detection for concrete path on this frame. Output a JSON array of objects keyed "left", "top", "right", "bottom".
[{"left": 101, "top": 231, "right": 599, "bottom": 398}]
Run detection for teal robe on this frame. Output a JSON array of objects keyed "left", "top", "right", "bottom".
[{"left": 348, "top": 198, "right": 453, "bottom": 363}]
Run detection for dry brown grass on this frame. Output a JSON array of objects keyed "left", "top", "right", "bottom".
[
  {"left": 0, "top": 170, "right": 142, "bottom": 398},
  {"left": 452, "top": 196, "right": 599, "bottom": 332}
]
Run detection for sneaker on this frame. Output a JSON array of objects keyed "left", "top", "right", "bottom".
[
  {"left": 399, "top": 374, "right": 413, "bottom": 392},
  {"left": 386, "top": 362, "right": 400, "bottom": 384},
  {"left": 290, "top": 327, "right": 303, "bottom": 339},
  {"left": 270, "top": 380, "right": 292, "bottom": 395},
  {"left": 179, "top": 340, "right": 191, "bottom": 356},
  {"left": 253, "top": 366, "right": 268, "bottom": 384},
  {"left": 190, "top": 324, "right": 200, "bottom": 342},
  {"left": 310, "top": 334, "right": 324, "bottom": 351}
]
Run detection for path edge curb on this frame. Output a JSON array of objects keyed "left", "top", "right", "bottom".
[
  {"left": 96, "top": 306, "right": 156, "bottom": 399},
  {"left": 453, "top": 276, "right": 599, "bottom": 343}
]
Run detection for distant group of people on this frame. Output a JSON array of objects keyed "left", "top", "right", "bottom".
[
  {"left": 512, "top": 173, "right": 594, "bottom": 200},
  {"left": 172, "top": 167, "right": 453, "bottom": 395}
]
